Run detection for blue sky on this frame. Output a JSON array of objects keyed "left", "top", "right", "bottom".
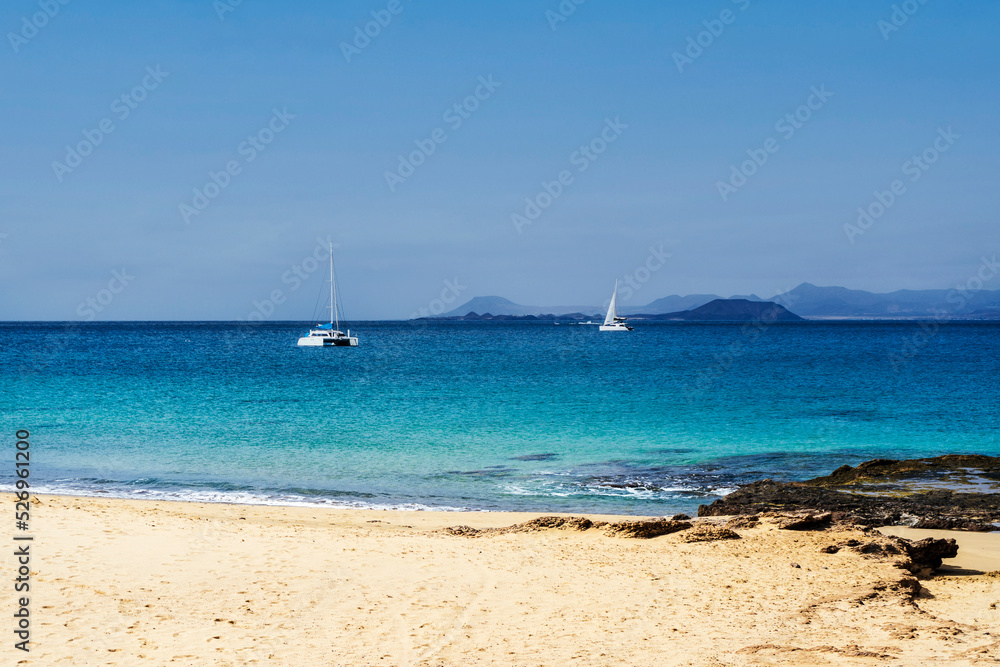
[{"left": 1, "top": 0, "right": 997, "bottom": 320}]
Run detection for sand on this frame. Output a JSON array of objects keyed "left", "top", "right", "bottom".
[{"left": 12, "top": 494, "right": 1000, "bottom": 665}]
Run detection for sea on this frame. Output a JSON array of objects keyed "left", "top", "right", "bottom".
[{"left": 2, "top": 321, "right": 998, "bottom": 515}]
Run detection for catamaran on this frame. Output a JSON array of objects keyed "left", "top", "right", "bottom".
[
  {"left": 297, "top": 242, "right": 358, "bottom": 347},
  {"left": 599, "top": 280, "right": 633, "bottom": 332}
]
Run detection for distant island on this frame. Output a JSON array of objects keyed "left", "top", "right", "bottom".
[
  {"left": 418, "top": 299, "right": 803, "bottom": 323},
  {"left": 419, "top": 283, "right": 1000, "bottom": 321},
  {"left": 641, "top": 299, "right": 803, "bottom": 322}
]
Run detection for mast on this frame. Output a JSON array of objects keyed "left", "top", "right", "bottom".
[{"left": 330, "top": 241, "right": 339, "bottom": 330}]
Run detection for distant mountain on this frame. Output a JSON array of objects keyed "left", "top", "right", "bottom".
[
  {"left": 425, "top": 311, "right": 596, "bottom": 322},
  {"left": 770, "top": 283, "right": 1000, "bottom": 318},
  {"left": 638, "top": 299, "right": 804, "bottom": 322},
  {"left": 618, "top": 294, "right": 721, "bottom": 316},
  {"left": 431, "top": 284, "right": 1000, "bottom": 321},
  {"left": 442, "top": 296, "right": 599, "bottom": 317}
]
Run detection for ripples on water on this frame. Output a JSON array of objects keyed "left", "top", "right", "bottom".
[{"left": 3, "top": 321, "right": 998, "bottom": 514}]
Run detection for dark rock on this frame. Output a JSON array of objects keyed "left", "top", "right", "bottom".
[
  {"left": 510, "top": 453, "right": 559, "bottom": 462},
  {"left": 911, "top": 517, "right": 996, "bottom": 532},
  {"left": 440, "top": 515, "right": 594, "bottom": 538},
  {"left": 776, "top": 511, "right": 832, "bottom": 531},
  {"left": 895, "top": 577, "right": 923, "bottom": 598},
  {"left": 725, "top": 515, "right": 760, "bottom": 529},
  {"left": 858, "top": 541, "right": 895, "bottom": 555},
  {"left": 830, "top": 535, "right": 958, "bottom": 578},
  {"left": 897, "top": 537, "right": 958, "bottom": 575},
  {"left": 697, "top": 456, "right": 1000, "bottom": 531},
  {"left": 515, "top": 516, "right": 594, "bottom": 532},
  {"left": 603, "top": 519, "right": 691, "bottom": 539},
  {"left": 672, "top": 513, "right": 691, "bottom": 521},
  {"left": 679, "top": 524, "right": 741, "bottom": 542},
  {"left": 804, "top": 455, "right": 1000, "bottom": 488}
]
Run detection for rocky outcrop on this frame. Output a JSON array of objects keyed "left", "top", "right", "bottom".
[
  {"left": 818, "top": 535, "right": 958, "bottom": 578},
  {"left": 514, "top": 516, "right": 595, "bottom": 532},
  {"left": 698, "top": 472, "right": 1000, "bottom": 531},
  {"left": 725, "top": 515, "right": 760, "bottom": 529},
  {"left": 804, "top": 455, "right": 1000, "bottom": 487},
  {"left": 773, "top": 511, "right": 832, "bottom": 531},
  {"left": 679, "top": 524, "right": 741, "bottom": 542},
  {"left": 602, "top": 519, "right": 692, "bottom": 539},
  {"left": 441, "top": 515, "right": 595, "bottom": 537},
  {"left": 898, "top": 537, "right": 959, "bottom": 576}
]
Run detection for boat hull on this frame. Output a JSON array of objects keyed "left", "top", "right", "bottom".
[
  {"left": 297, "top": 336, "right": 358, "bottom": 347},
  {"left": 599, "top": 324, "right": 633, "bottom": 332}
]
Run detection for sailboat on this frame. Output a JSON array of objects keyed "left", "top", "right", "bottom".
[
  {"left": 599, "top": 280, "right": 633, "bottom": 332},
  {"left": 297, "top": 243, "right": 359, "bottom": 347}
]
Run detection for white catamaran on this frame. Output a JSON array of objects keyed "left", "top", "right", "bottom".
[
  {"left": 297, "top": 243, "right": 359, "bottom": 347},
  {"left": 599, "top": 280, "right": 633, "bottom": 332}
]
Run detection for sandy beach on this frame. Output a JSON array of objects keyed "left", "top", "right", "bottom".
[{"left": 13, "top": 494, "right": 1000, "bottom": 665}]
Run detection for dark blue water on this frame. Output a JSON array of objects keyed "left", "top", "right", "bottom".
[{"left": 2, "top": 321, "right": 998, "bottom": 514}]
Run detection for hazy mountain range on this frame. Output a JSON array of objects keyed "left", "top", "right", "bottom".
[{"left": 440, "top": 283, "right": 1000, "bottom": 320}]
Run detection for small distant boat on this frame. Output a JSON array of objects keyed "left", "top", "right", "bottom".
[
  {"left": 599, "top": 280, "right": 633, "bottom": 332},
  {"left": 298, "top": 242, "right": 358, "bottom": 347}
]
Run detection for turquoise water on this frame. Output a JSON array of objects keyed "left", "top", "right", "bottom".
[{"left": 2, "top": 321, "right": 998, "bottom": 514}]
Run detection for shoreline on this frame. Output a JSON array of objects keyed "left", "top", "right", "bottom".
[
  {"left": 29, "top": 488, "right": 482, "bottom": 514},
  {"left": 15, "top": 494, "right": 1000, "bottom": 664},
  {"left": 26, "top": 485, "right": 737, "bottom": 516}
]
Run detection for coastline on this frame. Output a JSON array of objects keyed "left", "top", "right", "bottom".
[{"left": 17, "top": 493, "right": 1000, "bottom": 665}]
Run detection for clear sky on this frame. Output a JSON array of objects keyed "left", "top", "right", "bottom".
[{"left": 1, "top": 0, "right": 997, "bottom": 320}]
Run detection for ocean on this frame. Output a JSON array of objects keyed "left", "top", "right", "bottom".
[{"left": 2, "top": 321, "right": 998, "bottom": 515}]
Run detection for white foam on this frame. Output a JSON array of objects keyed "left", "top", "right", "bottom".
[{"left": 31, "top": 484, "right": 473, "bottom": 513}]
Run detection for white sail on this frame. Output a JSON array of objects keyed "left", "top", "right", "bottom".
[{"left": 603, "top": 281, "right": 618, "bottom": 325}]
